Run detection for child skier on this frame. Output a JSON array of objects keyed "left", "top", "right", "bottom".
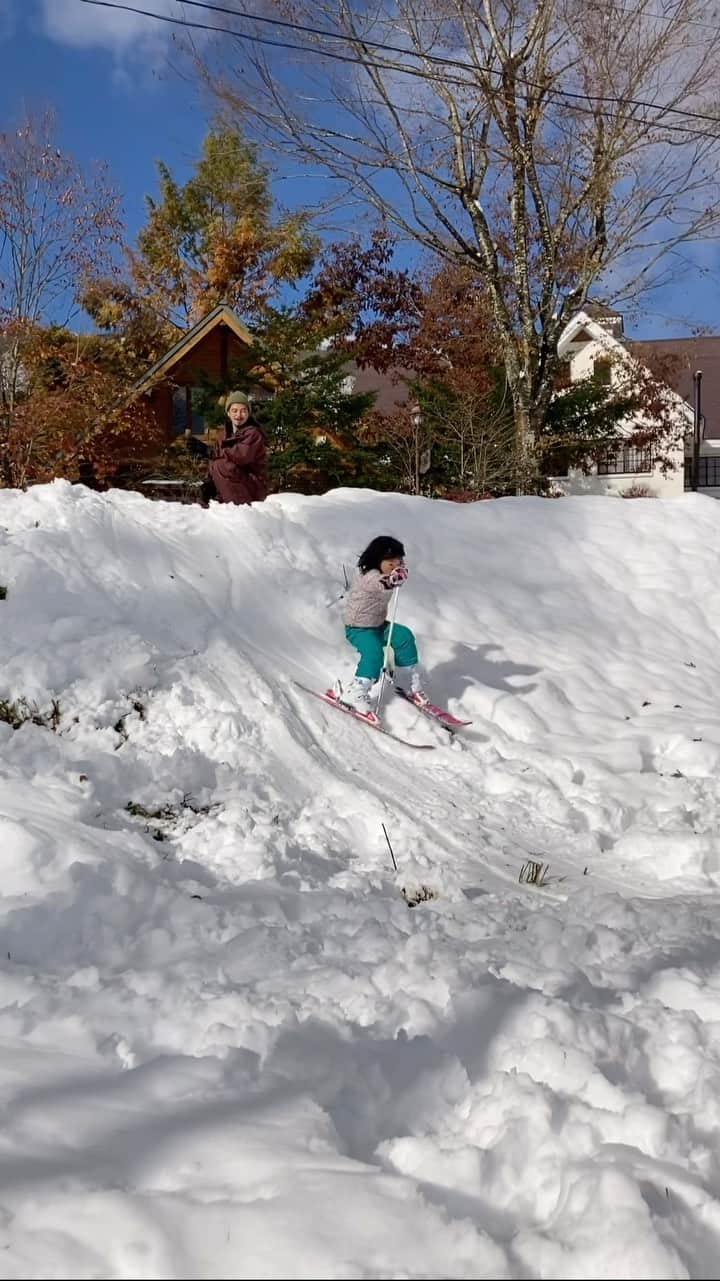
[{"left": 339, "top": 535, "right": 429, "bottom": 718}]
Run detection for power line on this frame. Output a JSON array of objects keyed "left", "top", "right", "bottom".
[
  {"left": 618, "top": 2, "right": 720, "bottom": 32},
  {"left": 79, "top": 0, "right": 375, "bottom": 69},
  {"left": 103, "top": 0, "right": 720, "bottom": 90},
  {"left": 79, "top": 0, "right": 720, "bottom": 134}
]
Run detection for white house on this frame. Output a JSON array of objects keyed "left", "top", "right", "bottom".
[{"left": 550, "top": 308, "right": 692, "bottom": 498}]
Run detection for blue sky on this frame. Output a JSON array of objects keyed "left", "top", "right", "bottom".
[
  {"left": 1, "top": 0, "right": 719, "bottom": 341},
  {"left": 0, "top": 2, "right": 211, "bottom": 245}
]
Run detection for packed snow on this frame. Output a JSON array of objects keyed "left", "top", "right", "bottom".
[{"left": 1, "top": 480, "right": 720, "bottom": 1280}]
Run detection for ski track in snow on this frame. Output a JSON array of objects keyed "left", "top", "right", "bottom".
[{"left": 1, "top": 482, "right": 720, "bottom": 1277}]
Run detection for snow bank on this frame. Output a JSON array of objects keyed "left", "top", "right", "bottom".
[{"left": 1, "top": 481, "right": 720, "bottom": 1278}]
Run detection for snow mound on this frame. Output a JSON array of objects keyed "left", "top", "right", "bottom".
[{"left": 1, "top": 480, "right": 720, "bottom": 1279}]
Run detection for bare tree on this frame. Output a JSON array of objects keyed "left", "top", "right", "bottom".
[
  {"left": 362, "top": 380, "right": 517, "bottom": 495},
  {"left": 374, "top": 398, "right": 435, "bottom": 495},
  {"left": 199, "top": 0, "right": 720, "bottom": 488},
  {"left": 424, "top": 386, "right": 518, "bottom": 496},
  {"left": 0, "top": 110, "right": 121, "bottom": 485}
]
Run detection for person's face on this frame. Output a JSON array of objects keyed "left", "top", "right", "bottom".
[
  {"left": 380, "top": 555, "right": 403, "bottom": 576},
  {"left": 228, "top": 402, "right": 250, "bottom": 430}
]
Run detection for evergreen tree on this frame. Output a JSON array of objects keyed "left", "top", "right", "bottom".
[
  {"left": 538, "top": 376, "right": 642, "bottom": 479},
  {"left": 84, "top": 120, "right": 318, "bottom": 347}
]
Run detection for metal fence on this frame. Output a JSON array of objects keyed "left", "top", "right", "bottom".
[{"left": 684, "top": 457, "right": 720, "bottom": 489}]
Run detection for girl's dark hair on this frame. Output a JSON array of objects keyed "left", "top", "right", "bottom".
[{"left": 358, "top": 536, "right": 405, "bottom": 574}]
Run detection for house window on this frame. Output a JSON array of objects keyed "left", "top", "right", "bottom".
[
  {"left": 593, "top": 357, "right": 612, "bottom": 387},
  {"left": 171, "top": 386, "right": 206, "bottom": 435},
  {"left": 597, "top": 443, "right": 652, "bottom": 475},
  {"left": 171, "top": 386, "right": 187, "bottom": 435},
  {"left": 189, "top": 387, "right": 205, "bottom": 434}
]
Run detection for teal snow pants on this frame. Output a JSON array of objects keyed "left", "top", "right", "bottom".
[{"left": 345, "top": 622, "right": 418, "bottom": 681}]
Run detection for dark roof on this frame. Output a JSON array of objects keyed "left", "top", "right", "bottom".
[
  {"left": 344, "top": 362, "right": 415, "bottom": 415},
  {"left": 583, "top": 300, "right": 625, "bottom": 339},
  {"left": 630, "top": 337, "right": 720, "bottom": 439}
]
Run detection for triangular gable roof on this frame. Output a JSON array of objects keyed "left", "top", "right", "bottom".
[
  {"left": 558, "top": 310, "right": 694, "bottom": 425},
  {"left": 557, "top": 310, "right": 623, "bottom": 357},
  {"left": 131, "top": 303, "right": 254, "bottom": 395}
]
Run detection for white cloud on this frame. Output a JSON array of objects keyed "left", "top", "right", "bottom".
[{"left": 38, "top": 0, "right": 187, "bottom": 56}]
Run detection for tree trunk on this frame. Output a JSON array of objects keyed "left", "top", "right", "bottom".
[{"left": 509, "top": 392, "right": 537, "bottom": 495}]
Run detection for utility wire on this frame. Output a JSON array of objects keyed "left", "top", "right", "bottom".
[
  {"left": 79, "top": 0, "right": 720, "bottom": 133},
  {"left": 79, "top": 0, "right": 720, "bottom": 128}
]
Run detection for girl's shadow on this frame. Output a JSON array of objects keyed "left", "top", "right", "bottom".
[{"left": 431, "top": 641, "right": 539, "bottom": 707}]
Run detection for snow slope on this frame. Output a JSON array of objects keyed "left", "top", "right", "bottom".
[{"left": 1, "top": 481, "right": 720, "bottom": 1279}]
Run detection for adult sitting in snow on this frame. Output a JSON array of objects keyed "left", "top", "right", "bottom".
[{"left": 189, "top": 391, "right": 269, "bottom": 506}]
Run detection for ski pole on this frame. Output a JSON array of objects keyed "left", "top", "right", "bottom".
[{"left": 377, "top": 586, "right": 399, "bottom": 715}]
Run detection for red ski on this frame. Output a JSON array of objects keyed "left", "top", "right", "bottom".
[
  {"left": 394, "top": 687, "right": 472, "bottom": 733},
  {"left": 294, "top": 683, "right": 435, "bottom": 750}
]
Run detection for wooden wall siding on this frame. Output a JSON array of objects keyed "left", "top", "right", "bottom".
[
  {"left": 144, "top": 329, "right": 256, "bottom": 439},
  {"left": 171, "top": 328, "right": 253, "bottom": 384},
  {"left": 148, "top": 384, "right": 174, "bottom": 439}
]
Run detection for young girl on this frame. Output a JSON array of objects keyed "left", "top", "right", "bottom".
[{"left": 339, "top": 535, "right": 429, "bottom": 716}]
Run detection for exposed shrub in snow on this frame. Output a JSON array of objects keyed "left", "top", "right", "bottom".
[
  {"left": 0, "top": 696, "right": 60, "bottom": 731},
  {"left": 620, "top": 484, "right": 656, "bottom": 498},
  {"left": 126, "top": 797, "right": 211, "bottom": 823},
  {"left": 402, "top": 884, "right": 439, "bottom": 908}
]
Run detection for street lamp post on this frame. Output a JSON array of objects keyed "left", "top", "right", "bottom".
[{"left": 692, "top": 370, "right": 703, "bottom": 492}]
